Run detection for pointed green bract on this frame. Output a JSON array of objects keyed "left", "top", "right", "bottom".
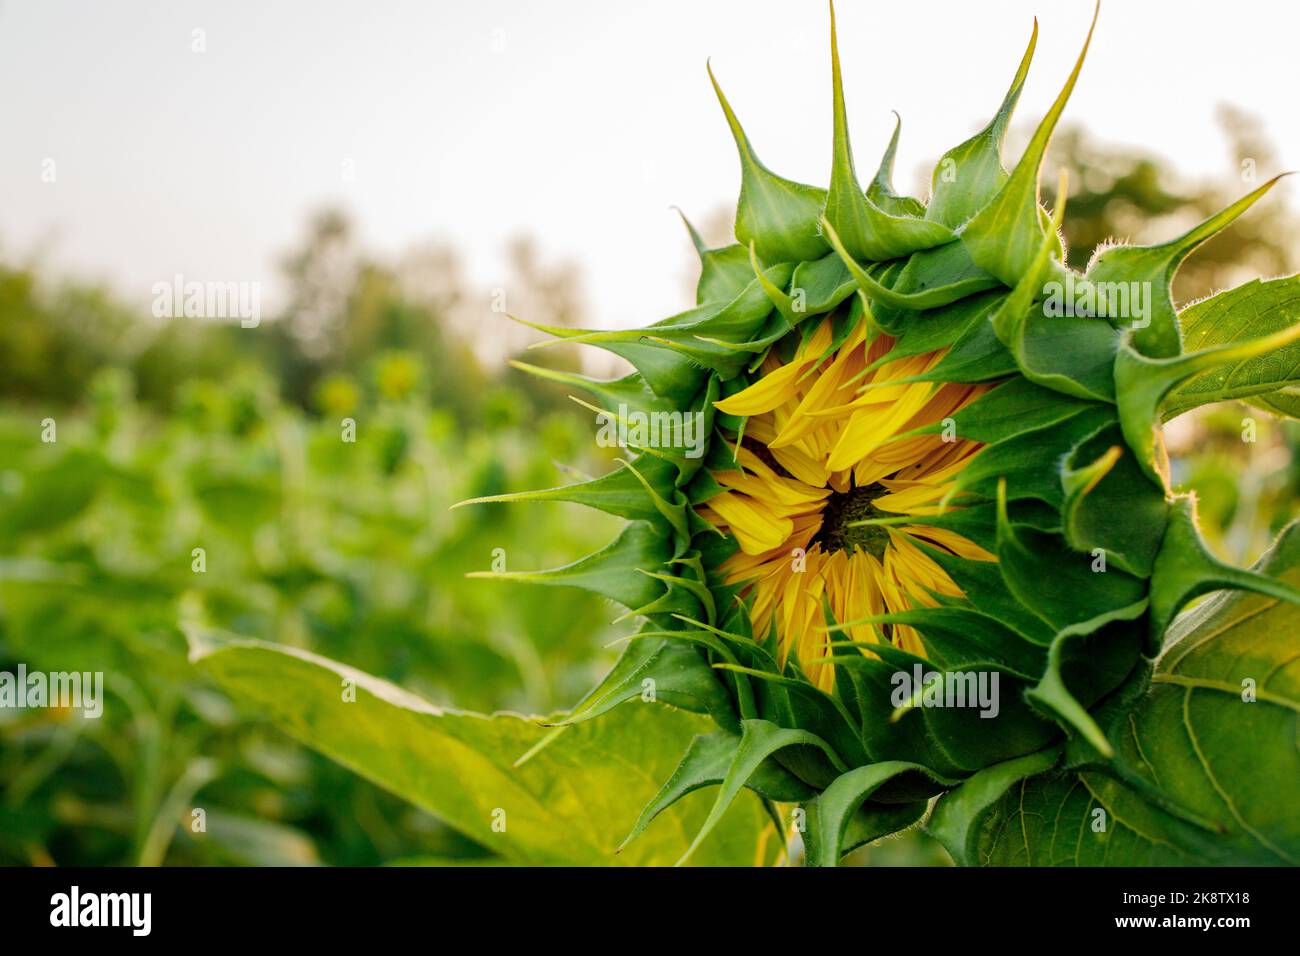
[
  {"left": 676, "top": 208, "right": 754, "bottom": 305},
  {"left": 709, "top": 62, "right": 829, "bottom": 264},
  {"left": 675, "top": 718, "right": 847, "bottom": 865},
  {"left": 1147, "top": 498, "right": 1300, "bottom": 648},
  {"left": 802, "top": 761, "right": 956, "bottom": 867},
  {"left": 467, "top": 521, "right": 674, "bottom": 612},
  {"left": 456, "top": 453, "right": 680, "bottom": 525},
  {"left": 868, "top": 113, "right": 926, "bottom": 218},
  {"left": 824, "top": 1, "right": 953, "bottom": 261},
  {"left": 994, "top": 481, "right": 1147, "bottom": 634},
  {"left": 1060, "top": 436, "right": 1166, "bottom": 577},
  {"left": 960, "top": 4, "right": 1097, "bottom": 286},
  {"left": 915, "top": 377, "right": 1095, "bottom": 444},
  {"left": 556, "top": 637, "right": 738, "bottom": 731},
  {"left": 926, "top": 20, "right": 1038, "bottom": 229},
  {"left": 1087, "top": 175, "right": 1288, "bottom": 358},
  {"left": 619, "top": 730, "right": 814, "bottom": 851},
  {"left": 1115, "top": 316, "right": 1300, "bottom": 484}
]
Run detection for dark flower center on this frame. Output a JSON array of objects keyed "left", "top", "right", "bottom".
[{"left": 812, "top": 483, "right": 892, "bottom": 558}]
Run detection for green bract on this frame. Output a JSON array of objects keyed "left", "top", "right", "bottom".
[{"left": 465, "top": 2, "right": 1300, "bottom": 865}]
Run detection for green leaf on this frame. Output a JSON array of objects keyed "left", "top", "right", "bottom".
[
  {"left": 926, "top": 747, "right": 1060, "bottom": 866},
  {"left": 1147, "top": 497, "right": 1300, "bottom": 649},
  {"left": 0, "top": 447, "right": 105, "bottom": 538},
  {"left": 977, "top": 520, "right": 1300, "bottom": 865},
  {"left": 977, "top": 771, "right": 1203, "bottom": 865},
  {"left": 187, "top": 631, "right": 771, "bottom": 866},
  {"left": 1165, "top": 274, "right": 1300, "bottom": 417},
  {"left": 1245, "top": 387, "right": 1300, "bottom": 419},
  {"left": 1115, "top": 316, "right": 1300, "bottom": 484}
]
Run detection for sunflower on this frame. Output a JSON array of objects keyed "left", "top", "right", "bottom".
[
  {"left": 698, "top": 315, "right": 992, "bottom": 688},
  {"left": 472, "top": 1, "right": 1300, "bottom": 867}
]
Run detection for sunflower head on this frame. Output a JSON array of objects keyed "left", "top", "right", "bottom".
[
  {"left": 701, "top": 317, "right": 992, "bottom": 689},
  {"left": 467, "top": 1, "right": 1300, "bottom": 865}
]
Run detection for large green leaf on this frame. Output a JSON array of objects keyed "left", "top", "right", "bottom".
[
  {"left": 187, "top": 630, "right": 771, "bottom": 866},
  {"left": 1165, "top": 275, "right": 1300, "bottom": 418},
  {"left": 0, "top": 447, "right": 105, "bottom": 538},
  {"left": 973, "top": 523, "right": 1300, "bottom": 865}
]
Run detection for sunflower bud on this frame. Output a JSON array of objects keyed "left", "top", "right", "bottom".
[{"left": 466, "top": 1, "right": 1300, "bottom": 866}]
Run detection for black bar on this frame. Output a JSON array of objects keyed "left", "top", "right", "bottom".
[{"left": 0, "top": 866, "right": 1287, "bottom": 942}]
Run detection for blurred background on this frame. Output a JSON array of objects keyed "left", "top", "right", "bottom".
[{"left": 1, "top": 0, "right": 1297, "bottom": 865}]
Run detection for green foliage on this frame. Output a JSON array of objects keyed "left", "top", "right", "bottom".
[
  {"left": 961, "top": 522, "right": 1300, "bottom": 864},
  {"left": 0, "top": 369, "right": 625, "bottom": 865},
  {"left": 1165, "top": 276, "right": 1300, "bottom": 417},
  {"left": 188, "top": 632, "right": 771, "bottom": 866}
]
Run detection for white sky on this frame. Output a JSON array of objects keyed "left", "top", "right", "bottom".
[{"left": 2, "top": 0, "right": 1297, "bottom": 331}]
